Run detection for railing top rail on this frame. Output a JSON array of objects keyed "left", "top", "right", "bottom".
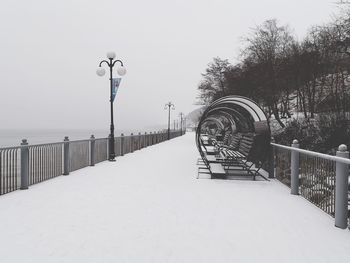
[
  {"left": 0, "top": 137, "right": 107, "bottom": 150},
  {"left": 95, "top": 138, "right": 109, "bottom": 141},
  {"left": 0, "top": 130, "right": 173, "bottom": 150},
  {"left": 28, "top": 141, "right": 65, "bottom": 147},
  {"left": 0, "top": 146, "right": 21, "bottom": 151},
  {"left": 271, "top": 142, "right": 350, "bottom": 165},
  {"left": 68, "top": 139, "right": 95, "bottom": 144}
]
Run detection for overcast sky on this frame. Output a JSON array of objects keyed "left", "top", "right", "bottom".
[{"left": 0, "top": 0, "right": 341, "bottom": 131}]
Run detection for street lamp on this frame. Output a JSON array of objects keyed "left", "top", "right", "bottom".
[
  {"left": 179, "top": 112, "right": 185, "bottom": 135},
  {"left": 164, "top": 102, "right": 175, "bottom": 140},
  {"left": 96, "top": 51, "right": 127, "bottom": 161}
]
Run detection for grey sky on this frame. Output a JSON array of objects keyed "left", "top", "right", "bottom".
[{"left": 0, "top": 0, "right": 339, "bottom": 130}]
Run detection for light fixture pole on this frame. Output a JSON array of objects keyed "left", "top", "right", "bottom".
[
  {"left": 96, "top": 52, "right": 127, "bottom": 161},
  {"left": 179, "top": 112, "right": 185, "bottom": 135},
  {"left": 164, "top": 102, "right": 175, "bottom": 140}
]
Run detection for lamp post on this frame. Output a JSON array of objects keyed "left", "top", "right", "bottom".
[
  {"left": 179, "top": 112, "right": 185, "bottom": 135},
  {"left": 164, "top": 102, "right": 175, "bottom": 140},
  {"left": 96, "top": 51, "right": 127, "bottom": 161}
]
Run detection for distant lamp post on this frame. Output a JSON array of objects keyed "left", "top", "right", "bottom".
[
  {"left": 96, "top": 51, "right": 127, "bottom": 161},
  {"left": 179, "top": 112, "right": 185, "bottom": 135},
  {"left": 164, "top": 102, "right": 175, "bottom": 140}
]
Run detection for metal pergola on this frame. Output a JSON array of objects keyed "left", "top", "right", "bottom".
[{"left": 196, "top": 95, "right": 271, "bottom": 163}]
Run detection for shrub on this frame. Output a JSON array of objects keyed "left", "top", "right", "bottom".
[{"left": 273, "top": 114, "right": 350, "bottom": 154}]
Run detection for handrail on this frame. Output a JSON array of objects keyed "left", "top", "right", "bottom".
[
  {"left": 0, "top": 139, "right": 98, "bottom": 150},
  {"left": 0, "top": 146, "right": 21, "bottom": 151},
  {"left": 0, "top": 131, "right": 180, "bottom": 150},
  {"left": 271, "top": 142, "right": 350, "bottom": 165}
]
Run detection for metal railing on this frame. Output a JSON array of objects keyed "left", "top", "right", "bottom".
[
  {"left": 0, "top": 129, "right": 185, "bottom": 196},
  {"left": 94, "top": 138, "right": 108, "bottom": 164},
  {"left": 275, "top": 147, "right": 291, "bottom": 187},
  {"left": 0, "top": 146, "right": 20, "bottom": 195},
  {"left": 69, "top": 140, "right": 90, "bottom": 172},
  {"left": 271, "top": 140, "right": 350, "bottom": 229},
  {"left": 29, "top": 142, "right": 63, "bottom": 185}
]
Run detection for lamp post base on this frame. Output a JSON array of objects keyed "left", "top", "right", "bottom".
[{"left": 108, "top": 133, "right": 116, "bottom": 162}]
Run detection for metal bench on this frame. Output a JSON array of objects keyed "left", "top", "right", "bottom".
[
  {"left": 209, "top": 163, "right": 226, "bottom": 178},
  {"left": 220, "top": 133, "right": 268, "bottom": 180},
  {"left": 220, "top": 133, "right": 252, "bottom": 160},
  {"left": 197, "top": 160, "right": 226, "bottom": 179}
]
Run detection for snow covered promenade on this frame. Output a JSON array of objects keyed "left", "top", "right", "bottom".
[{"left": 0, "top": 132, "right": 349, "bottom": 263}]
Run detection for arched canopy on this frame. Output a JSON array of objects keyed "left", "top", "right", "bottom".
[{"left": 196, "top": 95, "right": 271, "bottom": 163}]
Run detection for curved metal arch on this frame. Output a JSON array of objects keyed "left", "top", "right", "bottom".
[
  {"left": 204, "top": 106, "right": 253, "bottom": 132},
  {"left": 209, "top": 95, "right": 268, "bottom": 121},
  {"left": 204, "top": 110, "right": 235, "bottom": 127},
  {"left": 201, "top": 117, "right": 225, "bottom": 130},
  {"left": 196, "top": 95, "right": 271, "bottom": 165},
  {"left": 200, "top": 111, "right": 239, "bottom": 139},
  {"left": 213, "top": 110, "right": 237, "bottom": 130}
]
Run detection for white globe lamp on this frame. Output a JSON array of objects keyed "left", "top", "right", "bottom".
[
  {"left": 96, "top": 67, "right": 106, "bottom": 77},
  {"left": 117, "top": 66, "right": 127, "bottom": 76},
  {"left": 106, "top": 51, "right": 116, "bottom": 59}
]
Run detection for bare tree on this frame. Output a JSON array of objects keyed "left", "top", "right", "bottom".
[{"left": 197, "top": 57, "right": 232, "bottom": 104}]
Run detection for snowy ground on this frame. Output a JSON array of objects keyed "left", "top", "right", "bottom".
[{"left": 0, "top": 132, "right": 349, "bottom": 263}]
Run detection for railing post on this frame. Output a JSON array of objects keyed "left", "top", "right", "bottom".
[
  {"left": 145, "top": 132, "right": 148, "bottom": 147},
  {"left": 335, "top": 144, "right": 349, "bottom": 229},
  {"left": 107, "top": 134, "right": 111, "bottom": 158},
  {"left": 130, "top": 133, "right": 134, "bottom": 153},
  {"left": 121, "top": 133, "right": 124, "bottom": 156},
  {"left": 90, "top": 135, "right": 95, "bottom": 166},
  {"left": 268, "top": 137, "right": 275, "bottom": 178},
  {"left": 150, "top": 132, "right": 153, "bottom": 145},
  {"left": 63, "top": 136, "right": 70, "bottom": 175},
  {"left": 20, "top": 139, "right": 29, "bottom": 190},
  {"left": 138, "top": 132, "right": 141, "bottom": 150},
  {"left": 291, "top": 139, "right": 299, "bottom": 195}
]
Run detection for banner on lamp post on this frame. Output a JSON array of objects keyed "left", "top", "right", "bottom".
[{"left": 111, "top": 78, "right": 122, "bottom": 102}]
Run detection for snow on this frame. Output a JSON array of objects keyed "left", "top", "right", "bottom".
[{"left": 0, "top": 132, "right": 349, "bottom": 263}]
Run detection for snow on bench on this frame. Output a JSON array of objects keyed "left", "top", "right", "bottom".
[{"left": 209, "top": 163, "right": 226, "bottom": 176}]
